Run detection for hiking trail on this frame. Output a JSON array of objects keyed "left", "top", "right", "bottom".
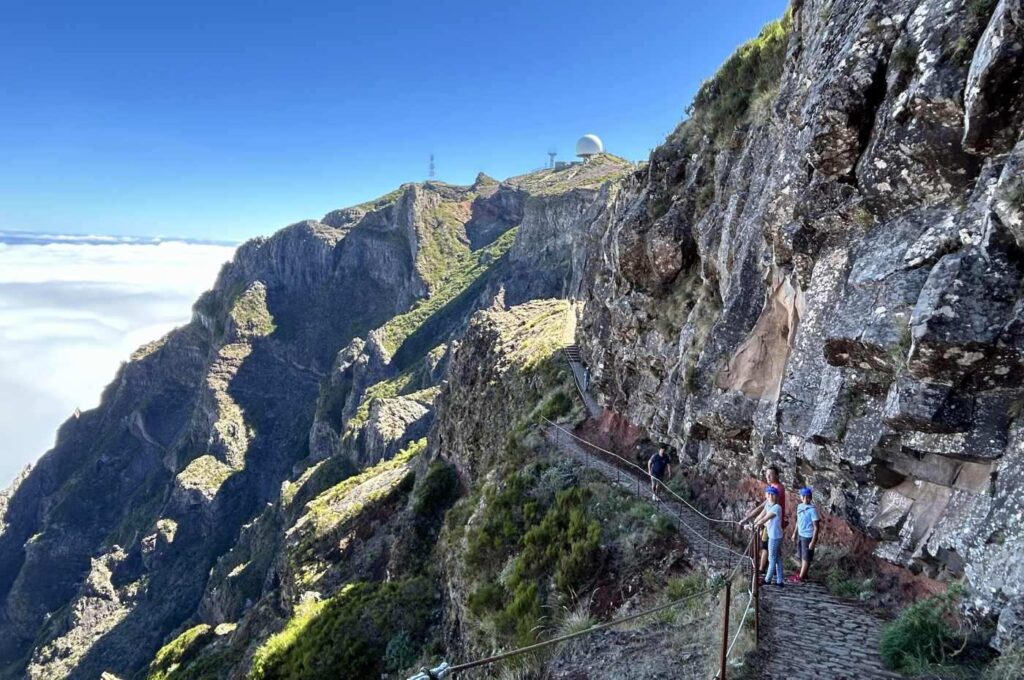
[{"left": 552, "top": 349, "right": 905, "bottom": 679}]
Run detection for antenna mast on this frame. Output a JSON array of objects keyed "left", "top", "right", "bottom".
[
  {"left": 429, "top": 153, "right": 436, "bottom": 179},
  {"left": 547, "top": 148, "right": 557, "bottom": 168}
]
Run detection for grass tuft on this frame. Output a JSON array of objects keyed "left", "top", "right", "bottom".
[{"left": 879, "top": 584, "right": 966, "bottom": 673}]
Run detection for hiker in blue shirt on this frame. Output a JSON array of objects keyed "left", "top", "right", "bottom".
[
  {"left": 647, "top": 447, "right": 671, "bottom": 501},
  {"left": 750, "top": 486, "right": 784, "bottom": 585},
  {"left": 789, "top": 487, "right": 820, "bottom": 583}
]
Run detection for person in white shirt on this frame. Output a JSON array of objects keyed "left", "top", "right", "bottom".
[{"left": 751, "top": 486, "right": 784, "bottom": 586}]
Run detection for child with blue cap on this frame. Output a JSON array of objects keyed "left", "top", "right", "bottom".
[
  {"left": 789, "top": 487, "right": 820, "bottom": 583},
  {"left": 751, "top": 486, "right": 784, "bottom": 586}
]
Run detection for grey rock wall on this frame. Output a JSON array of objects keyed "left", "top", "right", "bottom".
[{"left": 579, "top": 0, "right": 1024, "bottom": 644}]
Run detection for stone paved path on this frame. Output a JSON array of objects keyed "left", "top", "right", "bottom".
[
  {"left": 759, "top": 582, "right": 901, "bottom": 680},
  {"left": 545, "top": 419, "right": 904, "bottom": 680}
]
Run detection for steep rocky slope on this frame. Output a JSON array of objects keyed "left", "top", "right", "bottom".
[
  {"left": 578, "top": 0, "right": 1024, "bottom": 649},
  {"left": 0, "top": 156, "right": 630, "bottom": 679}
]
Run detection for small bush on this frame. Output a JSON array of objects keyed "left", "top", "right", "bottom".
[
  {"left": 463, "top": 479, "right": 605, "bottom": 649},
  {"left": 879, "top": 584, "right": 965, "bottom": 673},
  {"left": 383, "top": 631, "right": 418, "bottom": 674},
  {"left": 826, "top": 568, "right": 865, "bottom": 599},
  {"left": 892, "top": 42, "right": 920, "bottom": 74},
  {"left": 510, "top": 488, "right": 603, "bottom": 596},
  {"left": 464, "top": 473, "right": 541, "bottom": 570},
  {"left": 412, "top": 461, "right": 459, "bottom": 521},
  {"left": 468, "top": 582, "right": 507, "bottom": 617},
  {"left": 535, "top": 389, "right": 573, "bottom": 422},
  {"left": 666, "top": 571, "right": 708, "bottom": 610},
  {"left": 495, "top": 582, "right": 545, "bottom": 646}
]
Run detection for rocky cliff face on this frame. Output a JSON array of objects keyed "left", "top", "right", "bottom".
[
  {"left": 578, "top": 0, "right": 1024, "bottom": 648},
  {"left": 0, "top": 156, "right": 629, "bottom": 679}
]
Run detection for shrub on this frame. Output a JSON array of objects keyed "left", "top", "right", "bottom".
[
  {"left": 879, "top": 584, "right": 965, "bottom": 673},
  {"left": 535, "top": 389, "right": 573, "bottom": 422},
  {"left": 495, "top": 582, "right": 544, "bottom": 646},
  {"left": 412, "top": 461, "right": 459, "bottom": 521},
  {"left": 510, "top": 488, "right": 602, "bottom": 596},
  {"left": 892, "top": 42, "right": 920, "bottom": 74},
  {"left": 468, "top": 582, "right": 508, "bottom": 617},
  {"left": 463, "top": 479, "right": 604, "bottom": 649},
  {"left": 383, "top": 631, "right": 418, "bottom": 674},
  {"left": 464, "top": 473, "right": 541, "bottom": 570},
  {"left": 666, "top": 571, "right": 708, "bottom": 605}
]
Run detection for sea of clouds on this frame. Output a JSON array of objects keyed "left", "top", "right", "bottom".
[{"left": 0, "top": 233, "right": 236, "bottom": 487}]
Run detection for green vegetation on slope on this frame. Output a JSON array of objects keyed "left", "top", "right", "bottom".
[
  {"left": 380, "top": 226, "right": 519, "bottom": 355},
  {"left": 148, "top": 624, "right": 214, "bottom": 680},
  {"left": 878, "top": 583, "right": 997, "bottom": 677},
  {"left": 464, "top": 471, "right": 602, "bottom": 647},
  {"left": 346, "top": 369, "right": 420, "bottom": 430},
  {"left": 230, "top": 283, "right": 276, "bottom": 337},
  {"left": 415, "top": 199, "right": 474, "bottom": 290},
  {"left": 505, "top": 154, "right": 633, "bottom": 196},
  {"left": 302, "top": 439, "right": 424, "bottom": 540},
  {"left": 250, "top": 578, "right": 438, "bottom": 680},
  {"left": 685, "top": 11, "right": 791, "bottom": 144}
]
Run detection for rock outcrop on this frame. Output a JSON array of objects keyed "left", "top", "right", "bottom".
[{"left": 578, "top": 0, "right": 1024, "bottom": 646}]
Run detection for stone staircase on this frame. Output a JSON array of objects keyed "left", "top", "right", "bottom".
[
  {"left": 759, "top": 582, "right": 902, "bottom": 680},
  {"left": 562, "top": 345, "right": 602, "bottom": 417}
]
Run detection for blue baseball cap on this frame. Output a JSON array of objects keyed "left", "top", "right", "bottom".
[
  {"left": 765, "top": 487, "right": 779, "bottom": 495},
  {"left": 799, "top": 487, "right": 812, "bottom": 497}
]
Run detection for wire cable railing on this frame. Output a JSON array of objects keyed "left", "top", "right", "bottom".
[
  {"left": 542, "top": 417, "right": 750, "bottom": 565},
  {"left": 407, "top": 581, "right": 725, "bottom": 679},
  {"left": 406, "top": 353, "right": 764, "bottom": 680}
]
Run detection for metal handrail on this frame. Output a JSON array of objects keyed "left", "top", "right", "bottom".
[
  {"left": 407, "top": 581, "right": 724, "bottom": 678},
  {"left": 543, "top": 419, "right": 751, "bottom": 564},
  {"left": 542, "top": 418, "right": 742, "bottom": 528}
]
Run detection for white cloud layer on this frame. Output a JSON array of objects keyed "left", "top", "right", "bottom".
[{"left": 0, "top": 238, "right": 235, "bottom": 488}]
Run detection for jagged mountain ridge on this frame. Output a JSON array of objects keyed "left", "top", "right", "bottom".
[{"left": 0, "top": 155, "right": 630, "bottom": 679}]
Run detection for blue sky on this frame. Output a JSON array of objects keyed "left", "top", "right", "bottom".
[{"left": 1, "top": 0, "right": 785, "bottom": 242}]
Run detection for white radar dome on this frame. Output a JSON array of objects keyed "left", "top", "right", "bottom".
[{"left": 575, "top": 134, "right": 604, "bottom": 158}]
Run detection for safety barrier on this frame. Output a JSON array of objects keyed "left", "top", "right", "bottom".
[{"left": 406, "top": 354, "right": 766, "bottom": 679}]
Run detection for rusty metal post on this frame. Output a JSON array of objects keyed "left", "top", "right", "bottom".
[{"left": 720, "top": 578, "right": 731, "bottom": 680}]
